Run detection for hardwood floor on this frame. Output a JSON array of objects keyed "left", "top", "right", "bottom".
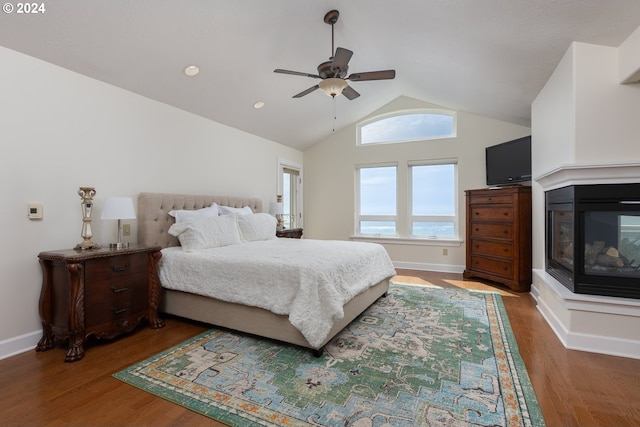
[{"left": 1, "top": 270, "right": 639, "bottom": 426}]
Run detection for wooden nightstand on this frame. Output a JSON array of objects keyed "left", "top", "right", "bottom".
[
  {"left": 276, "top": 228, "right": 303, "bottom": 239},
  {"left": 36, "top": 245, "right": 164, "bottom": 362}
]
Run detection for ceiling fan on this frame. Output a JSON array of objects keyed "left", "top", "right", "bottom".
[{"left": 274, "top": 10, "right": 396, "bottom": 100}]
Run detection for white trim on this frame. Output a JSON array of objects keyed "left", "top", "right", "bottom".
[
  {"left": 534, "top": 161, "right": 640, "bottom": 191},
  {"left": 533, "top": 269, "right": 640, "bottom": 360},
  {"left": 392, "top": 260, "right": 465, "bottom": 274},
  {"left": 0, "top": 330, "right": 40, "bottom": 360}
]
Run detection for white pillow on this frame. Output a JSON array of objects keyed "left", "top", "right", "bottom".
[
  {"left": 219, "top": 205, "right": 253, "bottom": 216},
  {"left": 237, "top": 213, "right": 277, "bottom": 242},
  {"left": 168, "top": 215, "right": 241, "bottom": 251},
  {"left": 168, "top": 204, "right": 219, "bottom": 223}
]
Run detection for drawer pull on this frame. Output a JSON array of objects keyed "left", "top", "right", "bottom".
[
  {"left": 111, "top": 262, "right": 130, "bottom": 272},
  {"left": 111, "top": 302, "right": 131, "bottom": 314},
  {"left": 110, "top": 283, "right": 130, "bottom": 293}
]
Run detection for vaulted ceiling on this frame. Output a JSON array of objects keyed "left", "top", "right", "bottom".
[{"left": 2, "top": 1, "right": 640, "bottom": 150}]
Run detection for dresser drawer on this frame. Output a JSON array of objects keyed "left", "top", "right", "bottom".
[
  {"left": 84, "top": 253, "right": 148, "bottom": 279},
  {"left": 470, "top": 239, "right": 513, "bottom": 258},
  {"left": 470, "top": 206, "right": 513, "bottom": 221},
  {"left": 469, "top": 194, "right": 513, "bottom": 205},
  {"left": 469, "top": 223, "right": 513, "bottom": 239},
  {"left": 469, "top": 256, "right": 513, "bottom": 278}
]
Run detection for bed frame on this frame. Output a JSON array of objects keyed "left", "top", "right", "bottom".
[{"left": 137, "top": 192, "right": 390, "bottom": 353}]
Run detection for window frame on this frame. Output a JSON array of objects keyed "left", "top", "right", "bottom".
[
  {"left": 277, "top": 158, "right": 303, "bottom": 229},
  {"left": 353, "top": 159, "right": 461, "bottom": 246},
  {"left": 357, "top": 109, "right": 457, "bottom": 147}
]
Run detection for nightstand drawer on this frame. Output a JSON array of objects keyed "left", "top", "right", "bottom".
[
  {"left": 470, "top": 239, "right": 513, "bottom": 258},
  {"left": 85, "top": 272, "right": 147, "bottom": 302},
  {"left": 469, "top": 255, "right": 513, "bottom": 278},
  {"left": 469, "top": 223, "right": 513, "bottom": 239},
  {"left": 85, "top": 253, "right": 148, "bottom": 279},
  {"left": 470, "top": 206, "right": 513, "bottom": 221}
]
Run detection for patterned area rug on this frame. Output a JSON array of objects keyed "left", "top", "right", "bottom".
[{"left": 114, "top": 282, "right": 545, "bottom": 426}]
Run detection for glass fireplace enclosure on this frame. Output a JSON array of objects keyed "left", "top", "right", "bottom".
[{"left": 546, "top": 184, "right": 640, "bottom": 299}]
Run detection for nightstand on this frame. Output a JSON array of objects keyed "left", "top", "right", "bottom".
[
  {"left": 36, "top": 245, "right": 164, "bottom": 362},
  {"left": 276, "top": 228, "right": 303, "bottom": 239}
]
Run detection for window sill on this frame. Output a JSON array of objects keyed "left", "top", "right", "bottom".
[{"left": 350, "top": 235, "right": 463, "bottom": 247}]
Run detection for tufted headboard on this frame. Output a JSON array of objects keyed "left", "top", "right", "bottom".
[{"left": 137, "top": 192, "right": 263, "bottom": 248}]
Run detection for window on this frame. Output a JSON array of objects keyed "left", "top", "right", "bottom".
[
  {"left": 410, "top": 161, "right": 457, "bottom": 238},
  {"left": 355, "top": 160, "right": 458, "bottom": 241},
  {"left": 278, "top": 160, "right": 302, "bottom": 229},
  {"left": 357, "top": 165, "right": 397, "bottom": 235},
  {"left": 282, "top": 167, "right": 300, "bottom": 228},
  {"left": 358, "top": 110, "right": 456, "bottom": 145}
]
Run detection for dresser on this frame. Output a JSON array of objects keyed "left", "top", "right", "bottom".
[
  {"left": 463, "top": 186, "right": 532, "bottom": 292},
  {"left": 36, "top": 245, "right": 164, "bottom": 362}
]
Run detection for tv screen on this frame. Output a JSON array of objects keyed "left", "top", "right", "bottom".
[{"left": 485, "top": 136, "right": 532, "bottom": 186}]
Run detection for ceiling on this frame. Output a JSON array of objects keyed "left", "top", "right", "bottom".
[{"left": 2, "top": 1, "right": 640, "bottom": 150}]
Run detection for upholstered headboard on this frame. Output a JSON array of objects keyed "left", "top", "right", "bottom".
[{"left": 137, "top": 192, "right": 263, "bottom": 248}]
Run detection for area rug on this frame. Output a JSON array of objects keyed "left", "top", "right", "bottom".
[{"left": 114, "top": 282, "right": 545, "bottom": 426}]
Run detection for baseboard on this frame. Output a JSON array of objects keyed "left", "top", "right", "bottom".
[
  {"left": 393, "top": 261, "right": 465, "bottom": 274},
  {"left": 0, "top": 330, "right": 40, "bottom": 361}
]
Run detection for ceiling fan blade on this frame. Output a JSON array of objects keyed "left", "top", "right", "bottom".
[
  {"left": 331, "top": 47, "right": 353, "bottom": 74},
  {"left": 348, "top": 70, "right": 396, "bottom": 81},
  {"left": 293, "top": 85, "right": 320, "bottom": 98},
  {"left": 342, "top": 85, "right": 360, "bottom": 100},
  {"left": 274, "top": 69, "right": 321, "bottom": 79}
]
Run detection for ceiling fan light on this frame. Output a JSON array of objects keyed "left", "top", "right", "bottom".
[{"left": 319, "top": 78, "right": 348, "bottom": 97}]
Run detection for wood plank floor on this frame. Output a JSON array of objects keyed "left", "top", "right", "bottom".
[{"left": 1, "top": 270, "right": 639, "bottom": 426}]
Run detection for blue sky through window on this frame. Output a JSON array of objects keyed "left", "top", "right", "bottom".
[
  {"left": 361, "top": 112, "right": 454, "bottom": 145},
  {"left": 412, "top": 164, "right": 455, "bottom": 215},
  {"left": 360, "top": 166, "right": 396, "bottom": 215}
]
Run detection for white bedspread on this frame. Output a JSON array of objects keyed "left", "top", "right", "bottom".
[{"left": 158, "top": 239, "right": 396, "bottom": 348}]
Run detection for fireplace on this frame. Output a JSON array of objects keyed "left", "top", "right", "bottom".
[{"left": 546, "top": 183, "right": 640, "bottom": 299}]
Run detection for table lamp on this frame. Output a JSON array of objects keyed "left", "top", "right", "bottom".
[{"left": 101, "top": 197, "right": 136, "bottom": 249}]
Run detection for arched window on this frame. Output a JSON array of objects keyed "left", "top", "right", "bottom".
[{"left": 358, "top": 110, "right": 456, "bottom": 145}]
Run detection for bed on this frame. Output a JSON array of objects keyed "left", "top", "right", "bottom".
[{"left": 137, "top": 192, "right": 395, "bottom": 354}]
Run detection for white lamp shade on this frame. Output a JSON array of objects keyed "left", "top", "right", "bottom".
[
  {"left": 319, "top": 78, "right": 348, "bottom": 97},
  {"left": 101, "top": 197, "right": 136, "bottom": 220},
  {"left": 269, "top": 202, "right": 284, "bottom": 215}
]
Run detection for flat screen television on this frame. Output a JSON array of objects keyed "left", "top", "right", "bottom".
[{"left": 485, "top": 136, "right": 532, "bottom": 186}]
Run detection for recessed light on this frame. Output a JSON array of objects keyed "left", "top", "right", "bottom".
[
  {"left": 184, "top": 65, "right": 200, "bottom": 77},
  {"left": 254, "top": 101, "right": 265, "bottom": 109}
]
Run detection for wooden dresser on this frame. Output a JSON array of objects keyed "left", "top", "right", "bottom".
[
  {"left": 463, "top": 186, "right": 532, "bottom": 292},
  {"left": 36, "top": 245, "right": 164, "bottom": 362}
]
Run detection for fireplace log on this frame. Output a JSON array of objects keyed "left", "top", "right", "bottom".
[
  {"left": 605, "top": 247, "right": 619, "bottom": 258},
  {"left": 585, "top": 241, "right": 605, "bottom": 265},
  {"left": 595, "top": 253, "right": 624, "bottom": 268}
]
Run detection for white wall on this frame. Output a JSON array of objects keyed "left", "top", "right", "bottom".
[
  {"left": 0, "top": 46, "right": 302, "bottom": 357},
  {"left": 303, "top": 96, "right": 530, "bottom": 272},
  {"left": 531, "top": 41, "right": 640, "bottom": 269}
]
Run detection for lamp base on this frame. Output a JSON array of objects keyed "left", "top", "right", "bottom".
[{"left": 109, "top": 242, "right": 129, "bottom": 249}]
